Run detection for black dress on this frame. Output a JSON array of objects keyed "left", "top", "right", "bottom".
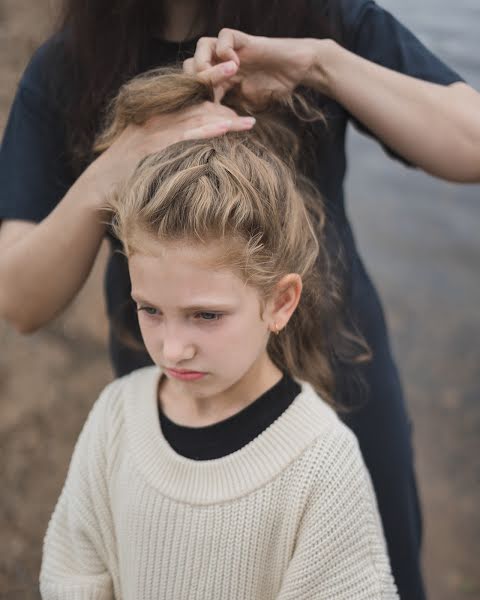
[{"left": 0, "top": 1, "right": 464, "bottom": 598}]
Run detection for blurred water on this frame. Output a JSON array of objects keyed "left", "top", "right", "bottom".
[{"left": 380, "top": 0, "right": 480, "bottom": 89}]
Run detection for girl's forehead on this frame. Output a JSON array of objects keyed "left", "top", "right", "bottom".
[{"left": 129, "top": 239, "right": 254, "bottom": 304}]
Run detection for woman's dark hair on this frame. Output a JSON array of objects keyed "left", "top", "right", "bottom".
[{"left": 54, "top": 0, "right": 336, "bottom": 172}]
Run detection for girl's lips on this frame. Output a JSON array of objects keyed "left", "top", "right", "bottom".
[{"left": 165, "top": 368, "right": 206, "bottom": 381}]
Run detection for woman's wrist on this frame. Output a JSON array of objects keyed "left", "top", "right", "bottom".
[
  {"left": 74, "top": 162, "right": 114, "bottom": 214},
  {"left": 303, "top": 38, "right": 347, "bottom": 97}
]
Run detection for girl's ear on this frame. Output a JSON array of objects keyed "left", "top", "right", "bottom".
[{"left": 265, "top": 273, "right": 302, "bottom": 333}]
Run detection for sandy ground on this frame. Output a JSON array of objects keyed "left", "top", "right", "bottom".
[
  {"left": 0, "top": 2, "right": 113, "bottom": 597},
  {"left": 0, "top": 1, "right": 478, "bottom": 599}
]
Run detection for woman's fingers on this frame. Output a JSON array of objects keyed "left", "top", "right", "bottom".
[
  {"left": 191, "top": 36, "right": 218, "bottom": 71},
  {"left": 184, "top": 29, "right": 252, "bottom": 102},
  {"left": 216, "top": 29, "right": 247, "bottom": 64},
  {"left": 182, "top": 57, "right": 195, "bottom": 75},
  {"left": 187, "top": 31, "right": 242, "bottom": 77},
  {"left": 186, "top": 30, "right": 303, "bottom": 102},
  {"left": 228, "top": 116, "right": 256, "bottom": 131},
  {"left": 196, "top": 62, "right": 238, "bottom": 102},
  {"left": 182, "top": 116, "right": 255, "bottom": 141},
  {"left": 196, "top": 61, "right": 238, "bottom": 86},
  {"left": 184, "top": 59, "right": 239, "bottom": 102},
  {"left": 191, "top": 33, "right": 241, "bottom": 72}
]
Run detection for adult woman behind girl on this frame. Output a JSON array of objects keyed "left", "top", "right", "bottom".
[
  {"left": 40, "top": 67, "right": 398, "bottom": 599},
  {"left": 1, "top": 2, "right": 479, "bottom": 598}
]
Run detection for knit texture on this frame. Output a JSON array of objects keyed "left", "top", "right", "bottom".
[{"left": 40, "top": 366, "right": 398, "bottom": 599}]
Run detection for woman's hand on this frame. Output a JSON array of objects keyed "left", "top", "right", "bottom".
[
  {"left": 186, "top": 29, "right": 480, "bottom": 182},
  {"left": 0, "top": 96, "right": 256, "bottom": 333},
  {"left": 82, "top": 101, "right": 255, "bottom": 200},
  {"left": 184, "top": 29, "right": 331, "bottom": 104}
]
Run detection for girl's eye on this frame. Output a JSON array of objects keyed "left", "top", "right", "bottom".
[
  {"left": 196, "top": 312, "right": 222, "bottom": 322},
  {"left": 137, "top": 306, "right": 158, "bottom": 316}
]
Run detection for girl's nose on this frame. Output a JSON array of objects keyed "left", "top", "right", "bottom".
[{"left": 161, "top": 331, "right": 195, "bottom": 365}]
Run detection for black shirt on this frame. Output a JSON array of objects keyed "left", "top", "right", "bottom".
[
  {"left": 0, "top": 0, "right": 464, "bottom": 386},
  {"left": 159, "top": 373, "right": 302, "bottom": 460}
]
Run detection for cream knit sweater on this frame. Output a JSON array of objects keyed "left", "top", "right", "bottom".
[{"left": 40, "top": 366, "right": 398, "bottom": 599}]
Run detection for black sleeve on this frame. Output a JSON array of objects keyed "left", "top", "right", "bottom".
[
  {"left": 333, "top": 0, "right": 465, "bottom": 164},
  {"left": 0, "top": 38, "right": 75, "bottom": 223}
]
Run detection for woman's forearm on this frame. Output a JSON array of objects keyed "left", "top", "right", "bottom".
[
  {"left": 307, "top": 39, "right": 480, "bottom": 183},
  {"left": 0, "top": 99, "right": 257, "bottom": 334},
  {"left": 0, "top": 178, "right": 106, "bottom": 333}
]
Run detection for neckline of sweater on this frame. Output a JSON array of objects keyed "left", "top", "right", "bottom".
[{"left": 123, "top": 366, "right": 337, "bottom": 505}]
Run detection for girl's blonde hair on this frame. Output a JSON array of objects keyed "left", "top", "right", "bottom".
[{"left": 95, "top": 69, "right": 370, "bottom": 409}]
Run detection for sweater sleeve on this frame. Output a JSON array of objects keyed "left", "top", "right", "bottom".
[
  {"left": 276, "top": 429, "right": 399, "bottom": 599},
  {"left": 40, "top": 385, "right": 118, "bottom": 600}
]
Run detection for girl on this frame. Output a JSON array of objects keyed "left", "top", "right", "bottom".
[
  {"left": 40, "top": 70, "right": 398, "bottom": 599},
  {"left": 2, "top": 3, "right": 479, "bottom": 598}
]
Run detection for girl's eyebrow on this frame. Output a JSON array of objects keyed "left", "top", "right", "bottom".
[
  {"left": 131, "top": 293, "right": 236, "bottom": 311},
  {"left": 181, "top": 303, "right": 235, "bottom": 312}
]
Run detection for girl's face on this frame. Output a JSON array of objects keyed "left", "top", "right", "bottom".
[{"left": 129, "top": 238, "right": 280, "bottom": 403}]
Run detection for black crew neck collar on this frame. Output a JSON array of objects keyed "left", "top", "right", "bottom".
[{"left": 159, "top": 373, "right": 302, "bottom": 461}]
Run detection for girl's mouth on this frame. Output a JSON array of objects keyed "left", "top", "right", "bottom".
[{"left": 165, "top": 368, "right": 206, "bottom": 381}]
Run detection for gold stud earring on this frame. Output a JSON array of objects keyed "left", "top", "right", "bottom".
[{"left": 274, "top": 322, "right": 281, "bottom": 335}]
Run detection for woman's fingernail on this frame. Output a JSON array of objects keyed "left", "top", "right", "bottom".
[
  {"left": 222, "top": 61, "right": 237, "bottom": 74},
  {"left": 242, "top": 117, "right": 256, "bottom": 127}
]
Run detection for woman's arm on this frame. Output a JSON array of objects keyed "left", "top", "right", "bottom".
[
  {"left": 0, "top": 186, "right": 105, "bottom": 334},
  {"left": 187, "top": 29, "right": 480, "bottom": 183},
  {"left": 308, "top": 39, "right": 480, "bottom": 183},
  {"left": 0, "top": 103, "right": 254, "bottom": 333}
]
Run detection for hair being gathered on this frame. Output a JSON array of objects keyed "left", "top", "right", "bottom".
[
  {"left": 95, "top": 68, "right": 370, "bottom": 410},
  {"left": 54, "top": 0, "right": 338, "bottom": 172}
]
